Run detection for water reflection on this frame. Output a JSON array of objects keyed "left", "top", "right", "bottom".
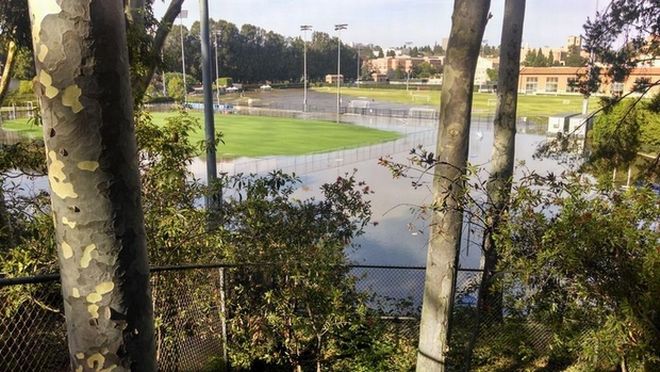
[
  {"left": 6, "top": 114, "right": 564, "bottom": 270},
  {"left": 192, "top": 115, "right": 564, "bottom": 269}
]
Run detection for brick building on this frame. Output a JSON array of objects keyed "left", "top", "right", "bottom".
[{"left": 518, "top": 66, "right": 660, "bottom": 96}]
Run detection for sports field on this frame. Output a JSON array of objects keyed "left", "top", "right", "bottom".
[
  {"left": 312, "top": 87, "right": 600, "bottom": 120},
  {"left": 0, "top": 112, "right": 401, "bottom": 158}
]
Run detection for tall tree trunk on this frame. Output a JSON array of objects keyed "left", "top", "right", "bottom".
[
  {"left": 28, "top": 1, "right": 156, "bottom": 371},
  {"left": 479, "top": 0, "right": 526, "bottom": 322},
  {"left": 0, "top": 40, "right": 17, "bottom": 107},
  {"left": 0, "top": 41, "right": 19, "bottom": 246},
  {"left": 416, "top": 1, "right": 490, "bottom": 370}
]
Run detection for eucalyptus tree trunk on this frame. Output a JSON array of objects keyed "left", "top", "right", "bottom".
[
  {"left": 0, "top": 40, "right": 17, "bottom": 106},
  {"left": 416, "top": 1, "right": 490, "bottom": 370},
  {"left": 28, "top": 1, "right": 156, "bottom": 371},
  {"left": 479, "top": 0, "right": 526, "bottom": 321}
]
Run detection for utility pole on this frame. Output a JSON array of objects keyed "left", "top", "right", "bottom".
[
  {"left": 300, "top": 25, "right": 312, "bottom": 112},
  {"left": 178, "top": 9, "right": 188, "bottom": 104},
  {"left": 199, "top": 0, "right": 219, "bottom": 214},
  {"left": 334, "top": 24, "right": 348, "bottom": 124}
]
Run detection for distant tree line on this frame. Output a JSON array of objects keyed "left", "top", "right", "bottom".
[
  {"left": 523, "top": 45, "right": 586, "bottom": 67},
  {"left": 161, "top": 19, "right": 360, "bottom": 84}
]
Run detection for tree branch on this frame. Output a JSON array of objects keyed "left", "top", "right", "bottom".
[
  {"left": 132, "top": 0, "right": 184, "bottom": 104},
  {"left": 0, "top": 40, "right": 17, "bottom": 107}
]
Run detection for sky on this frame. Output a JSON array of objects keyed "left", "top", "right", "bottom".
[{"left": 154, "top": 0, "right": 602, "bottom": 48}]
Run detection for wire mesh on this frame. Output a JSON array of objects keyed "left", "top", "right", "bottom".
[
  {"left": 1, "top": 264, "right": 569, "bottom": 371},
  {"left": 0, "top": 281, "right": 68, "bottom": 371}
]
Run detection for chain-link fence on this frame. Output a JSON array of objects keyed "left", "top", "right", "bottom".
[
  {"left": 1, "top": 263, "right": 559, "bottom": 371},
  {"left": 0, "top": 264, "right": 425, "bottom": 371}
]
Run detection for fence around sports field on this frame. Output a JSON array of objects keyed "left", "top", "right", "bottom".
[{"left": 1, "top": 262, "right": 537, "bottom": 371}]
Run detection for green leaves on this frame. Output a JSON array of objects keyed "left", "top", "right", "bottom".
[{"left": 497, "top": 176, "right": 660, "bottom": 370}]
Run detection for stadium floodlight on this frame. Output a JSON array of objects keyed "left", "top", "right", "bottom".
[
  {"left": 334, "top": 24, "right": 348, "bottom": 123},
  {"left": 300, "top": 25, "right": 313, "bottom": 112}
]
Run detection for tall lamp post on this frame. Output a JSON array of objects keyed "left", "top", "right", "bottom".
[
  {"left": 334, "top": 24, "right": 348, "bottom": 124},
  {"left": 300, "top": 25, "right": 313, "bottom": 112},
  {"left": 199, "top": 0, "right": 218, "bottom": 213},
  {"left": 178, "top": 9, "right": 188, "bottom": 104},
  {"left": 405, "top": 41, "right": 413, "bottom": 92}
]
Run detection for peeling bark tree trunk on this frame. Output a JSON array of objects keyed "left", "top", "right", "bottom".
[
  {"left": 27, "top": 1, "right": 156, "bottom": 371},
  {"left": 0, "top": 40, "right": 18, "bottom": 107},
  {"left": 479, "top": 0, "right": 526, "bottom": 321},
  {"left": 416, "top": 1, "right": 490, "bottom": 370}
]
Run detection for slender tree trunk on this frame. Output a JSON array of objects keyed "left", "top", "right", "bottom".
[
  {"left": 416, "top": 1, "right": 490, "bottom": 370},
  {"left": 479, "top": 0, "right": 526, "bottom": 322},
  {"left": 28, "top": 1, "right": 156, "bottom": 371},
  {"left": 0, "top": 40, "right": 17, "bottom": 107}
]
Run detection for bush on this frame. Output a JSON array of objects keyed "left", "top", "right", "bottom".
[
  {"left": 164, "top": 72, "right": 197, "bottom": 101},
  {"left": 216, "top": 77, "right": 232, "bottom": 88},
  {"left": 17, "top": 80, "right": 33, "bottom": 95}
]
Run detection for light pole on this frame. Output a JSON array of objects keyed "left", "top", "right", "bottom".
[
  {"left": 334, "top": 24, "right": 348, "bottom": 124},
  {"left": 300, "top": 25, "right": 312, "bottom": 112},
  {"left": 214, "top": 31, "right": 221, "bottom": 106},
  {"left": 406, "top": 69, "right": 412, "bottom": 92},
  {"left": 178, "top": 9, "right": 188, "bottom": 104},
  {"left": 405, "top": 41, "right": 412, "bottom": 92},
  {"left": 199, "top": 0, "right": 218, "bottom": 213}
]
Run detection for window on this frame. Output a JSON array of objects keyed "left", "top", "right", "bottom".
[
  {"left": 612, "top": 82, "right": 624, "bottom": 95},
  {"left": 567, "top": 78, "right": 579, "bottom": 93},
  {"left": 525, "top": 77, "right": 538, "bottom": 94},
  {"left": 545, "top": 77, "right": 558, "bottom": 92}
]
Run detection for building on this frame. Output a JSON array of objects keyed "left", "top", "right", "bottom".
[
  {"left": 520, "top": 35, "right": 590, "bottom": 66},
  {"left": 370, "top": 73, "right": 388, "bottom": 82},
  {"left": 518, "top": 66, "right": 660, "bottom": 96},
  {"left": 325, "top": 74, "right": 344, "bottom": 84},
  {"left": 568, "top": 114, "right": 593, "bottom": 138},
  {"left": 547, "top": 113, "right": 579, "bottom": 134},
  {"left": 366, "top": 56, "right": 443, "bottom": 76},
  {"left": 475, "top": 56, "right": 499, "bottom": 85}
]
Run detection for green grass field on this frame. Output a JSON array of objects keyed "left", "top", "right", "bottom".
[
  {"left": 1, "top": 112, "right": 401, "bottom": 158},
  {"left": 313, "top": 87, "right": 600, "bottom": 121},
  {"left": 0, "top": 117, "right": 43, "bottom": 138}
]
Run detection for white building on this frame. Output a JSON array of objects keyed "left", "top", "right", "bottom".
[
  {"left": 568, "top": 114, "right": 593, "bottom": 138},
  {"left": 547, "top": 113, "right": 578, "bottom": 134},
  {"left": 474, "top": 56, "right": 498, "bottom": 86}
]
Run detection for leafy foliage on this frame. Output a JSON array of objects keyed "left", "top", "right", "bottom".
[
  {"left": 219, "top": 170, "right": 407, "bottom": 370},
  {"left": 497, "top": 172, "right": 660, "bottom": 371},
  {"left": 163, "top": 73, "right": 198, "bottom": 102},
  {"left": 590, "top": 99, "right": 642, "bottom": 170},
  {"left": 580, "top": 0, "right": 659, "bottom": 96}
]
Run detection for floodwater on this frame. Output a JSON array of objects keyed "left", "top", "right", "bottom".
[
  {"left": 190, "top": 113, "right": 563, "bottom": 270},
  {"left": 3, "top": 107, "right": 567, "bottom": 306},
  {"left": 2, "top": 92, "right": 565, "bottom": 271}
]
